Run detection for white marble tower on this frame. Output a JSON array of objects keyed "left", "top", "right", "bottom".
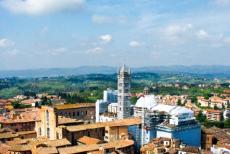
[{"left": 117, "top": 64, "right": 131, "bottom": 119}]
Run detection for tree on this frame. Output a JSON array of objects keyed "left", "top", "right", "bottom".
[
  {"left": 12, "top": 101, "right": 31, "bottom": 109},
  {"left": 131, "top": 96, "right": 138, "bottom": 105},
  {"left": 224, "top": 119, "right": 230, "bottom": 128},
  {"left": 222, "top": 103, "right": 225, "bottom": 109},
  {"left": 191, "top": 96, "right": 197, "bottom": 104},
  {"left": 227, "top": 102, "right": 230, "bottom": 108},
  {"left": 214, "top": 104, "right": 218, "bottom": 110},
  {"left": 177, "top": 99, "right": 182, "bottom": 106},
  {"left": 196, "top": 111, "right": 206, "bottom": 123}
]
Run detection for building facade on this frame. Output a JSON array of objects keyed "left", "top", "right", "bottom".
[{"left": 36, "top": 103, "right": 95, "bottom": 140}]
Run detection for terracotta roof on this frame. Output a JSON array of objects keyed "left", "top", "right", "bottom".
[
  {"left": 0, "top": 132, "right": 18, "bottom": 139},
  {"left": 17, "top": 131, "right": 36, "bottom": 135},
  {"left": 206, "top": 109, "right": 222, "bottom": 113},
  {"left": 179, "top": 146, "right": 200, "bottom": 153},
  {"left": 8, "top": 145, "right": 32, "bottom": 152},
  {"left": 46, "top": 138, "right": 71, "bottom": 147},
  {"left": 66, "top": 117, "right": 141, "bottom": 132},
  {"left": 0, "top": 143, "right": 11, "bottom": 154},
  {"left": 0, "top": 130, "right": 36, "bottom": 140},
  {"left": 0, "top": 128, "right": 15, "bottom": 133},
  {"left": 224, "top": 90, "right": 230, "bottom": 94},
  {"left": 0, "top": 108, "right": 40, "bottom": 124},
  {"left": 54, "top": 103, "right": 95, "bottom": 110},
  {"left": 202, "top": 127, "right": 230, "bottom": 145},
  {"left": 58, "top": 116, "right": 83, "bottom": 125},
  {"left": 58, "top": 140, "right": 134, "bottom": 154},
  {"left": 78, "top": 136, "right": 102, "bottom": 145},
  {"left": 7, "top": 138, "right": 71, "bottom": 153},
  {"left": 36, "top": 147, "right": 58, "bottom": 154}
]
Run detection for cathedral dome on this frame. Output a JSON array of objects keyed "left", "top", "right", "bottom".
[{"left": 135, "top": 94, "right": 157, "bottom": 110}]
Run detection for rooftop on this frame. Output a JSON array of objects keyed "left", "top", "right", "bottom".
[
  {"left": 206, "top": 109, "right": 222, "bottom": 113},
  {"left": 36, "top": 147, "right": 58, "bottom": 154},
  {"left": 0, "top": 132, "right": 18, "bottom": 139},
  {"left": 0, "top": 108, "right": 40, "bottom": 123},
  {"left": 202, "top": 127, "right": 230, "bottom": 145},
  {"left": 7, "top": 138, "right": 71, "bottom": 152},
  {"left": 58, "top": 140, "right": 134, "bottom": 154},
  {"left": 179, "top": 146, "right": 200, "bottom": 153},
  {"left": 78, "top": 136, "right": 102, "bottom": 145},
  {"left": 66, "top": 117, "right": 141, "bottom": 132},
  {"left": 54, "top": 103, "right": 95, "bottom": 110},
  {"left": 58, "top": 116, "right": 83, "bottom": 125}
]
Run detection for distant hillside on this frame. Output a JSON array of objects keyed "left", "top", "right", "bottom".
[{"left": 0, "top": 65, "right": 230, "bottom": 78}]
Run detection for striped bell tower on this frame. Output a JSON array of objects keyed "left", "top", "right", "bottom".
[{"left": 117, "top": 64, "right": 131, "bottom": 119}]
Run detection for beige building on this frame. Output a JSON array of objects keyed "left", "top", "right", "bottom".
[
  {"left": 36, "top": 103, "right": 95, "bottom": 140},
  {"left": 62, "top": 117, "right": 141, "bottom": 145},
  {"left": 205, "top": 110, "right": 223, "bottom": 121}
]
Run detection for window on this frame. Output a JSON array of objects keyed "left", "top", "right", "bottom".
[
  {"left": 39, "top": 128, "right": 42, "bottom": 136},
  {"left": 56, "top": 132, "right": 59, "bottom": 139},
  {"left": 46, "top": 110, "right": 49, "bottom": 126},
  {"left": 47, "top": 128, "right": 50, "bottom": 138}
]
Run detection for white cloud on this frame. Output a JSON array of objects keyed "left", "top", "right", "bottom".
[
  {"left": 162, "top": 23, "right": 193, "bottom": 44},
  {"left": 164, "top": 24, "right": 193, "bottom": 36},
  {"left": 0, "top": 38, "right": 14, "bottom": 48},
  {"left": 99, "top": 34, "right": 112, "bottom": 43},
  {"left": 86, "top": 47, "right": 103, "bottom": 54},
  {"left": 196, "top": 30, "right": 209, "bottom": 40},
  {"left": 129, "top": 41, "right": 142, "bottom": 47},
  {"left": 0, "top": 0, "right": 85, "bottom": 15}
]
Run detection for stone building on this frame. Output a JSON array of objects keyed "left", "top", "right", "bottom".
[
  {"left": 202, "top": 127, "right": 230, "bottom": 151},
  {"left": 36, "top": 103, "right": 95, "bottom": 140},
  {"left": 62, "top": 118, "right": 141, "bottom": 145}
]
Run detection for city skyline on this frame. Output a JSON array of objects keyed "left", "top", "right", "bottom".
[{"left": 0, "top": 0, "right": 230, "bottom": 70}]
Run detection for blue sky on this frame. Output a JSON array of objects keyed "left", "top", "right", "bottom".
[{"left": 0, "top": 0, "right": 230, "bottom": 70}]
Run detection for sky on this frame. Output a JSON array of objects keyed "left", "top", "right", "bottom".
[{"left": 0, "top": 0, "right": 230, "bottom": 70}]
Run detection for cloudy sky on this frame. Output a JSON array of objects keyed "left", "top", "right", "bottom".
[{"left": 0, "top": 0, "right": 230, "bottom": 70}]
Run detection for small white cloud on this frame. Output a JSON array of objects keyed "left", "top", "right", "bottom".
[
  {"left": 129, "top": 41, "right": 142, "bottom": 47},
  {"left": 99, "top": 34, "right": 112, "bottom": 43},
  {"left": 196, "top": 30, "right": 209, "bottom": 40},
  {"left": 0, "top": 38, "right": 14, "bottom": 48},
  {"left": 0, "top": 0, "right": 85, "bottom": 15},
  {"left": 86, "top": 47, "right": 103, "bottom": 54}
]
